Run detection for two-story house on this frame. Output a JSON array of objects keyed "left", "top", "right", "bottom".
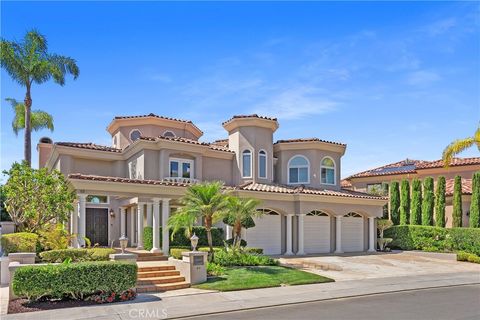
[{"left": 37, "top": 114, "right": 386, "bottom": 255}]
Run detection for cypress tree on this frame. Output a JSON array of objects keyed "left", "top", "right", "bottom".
[
  {"left": 390, "top": 181, "right": 400, "bottom": 225},
  {"left": 422, "top": 177, "right": 434, "bottom": 226},
  {"left": 469, "top": 172, "right": 480, "bottom": 228},
  {"left": 435, "top": 176, "right": 446, "bottom": 227},
  {"left": 410, "top": 179, "right": 422, "bottom": 225},
  {"left": 452, "top": 175, "right": 463, "bottom": 227},
  {"left": 400, "top": 179, "right": 410, "bottom": 225}
]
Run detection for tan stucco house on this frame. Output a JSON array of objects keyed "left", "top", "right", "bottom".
[
  {"left": 37, "top": 113, "right": 386, "bottom": 255},
  {"left": 343, "top": 157, "right": 480, "bottom": 227}
]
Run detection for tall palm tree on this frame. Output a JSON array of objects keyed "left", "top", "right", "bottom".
[
  {"left": 442, "top": 126, "right": 480, "bottom": 167},
  {"left": 0, "top": 29, "right": 79, "bottom": 166},
  {"left": 173, "top": 181, "right": 229, "bottom": 260},
  {"left": 6, "top": 98, "right": 54, "bottom": 136},
  {"left": 224, "top": 197, "right": 262, "bottom": 247}
]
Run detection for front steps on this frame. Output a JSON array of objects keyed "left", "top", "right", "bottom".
[
  {"left": 121, "top": 249, "right": 169, "bottom": 262},
  {"left": 136, "top": 265, "right": 190, "bottom": 293}
]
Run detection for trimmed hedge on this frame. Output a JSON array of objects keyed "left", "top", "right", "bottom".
[
  {"left": 169, "top": 246, "right": 264, "bottom": 259},
  {"left": 457, "top": 251, "right": 480, "bottom": 264},
  {"left": 0, "top": 232, "right": 38, "bottom": 255},
  {"left": 385, "top": 225, "right": 480, "bottom": 256},
  {"left": 13, "top": 261, "right": 137, "bottom": 301},
  {"left": 39, "top": 248, "right": 116, "bottom": 263},
  {"left": 143, "top": 226, "right": 224, "bottom": 251}
]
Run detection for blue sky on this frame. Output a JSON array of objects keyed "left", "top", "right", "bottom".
[{"left": 1, "top": 1, "right": 479, "bottom": 179}]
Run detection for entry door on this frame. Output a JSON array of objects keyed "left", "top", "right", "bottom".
[{"left": 86, "top": 208, "right": 109, "bottom": 246}]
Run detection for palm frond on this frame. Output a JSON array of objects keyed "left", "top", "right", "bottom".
[
  {"left": 4, "top": 98, "right": 54, "bottom": 135},
  {"left": 442, "top": 137, "right": 475, "bottom": 167},
  {"left": 31, "top": 110, "right": 54, "bottom": 132}
]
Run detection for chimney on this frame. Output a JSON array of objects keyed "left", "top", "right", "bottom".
[{"left": 37, "top": 137, "right": 53, "bottom": 168}]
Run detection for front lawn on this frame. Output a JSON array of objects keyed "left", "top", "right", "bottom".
[{"left": 194, "top": 266, "right": 334, "bottom": 291}]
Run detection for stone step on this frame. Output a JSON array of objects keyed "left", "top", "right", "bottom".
[
  {"left": 136, "top": 281, "right": 190, "bottom": 293},
  {"left": 137, "top": 275, "right": 186, "bottom": 285},
  {"left": 137, "top": 256, "right": 169, "bottom": 262},
  {"left": 138, "top": 265, "right": 176, "bottom": 273},
  {"left": 137, "top": 270, "right": 181, "bottom": 278}
]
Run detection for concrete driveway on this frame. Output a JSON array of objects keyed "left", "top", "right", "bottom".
[{"left": 279, "top": 251, "right": 480, "bottom": 281}]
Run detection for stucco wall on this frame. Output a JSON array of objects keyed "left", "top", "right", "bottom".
[
  {"left": 203, "top": 156, "right": 233, "bottom": 185},
  {"left": 127, "top": 151, "right": 145, "bottom": 180},
  {"left": 74, "top": 158, "right": 114, "bottom": 177}
]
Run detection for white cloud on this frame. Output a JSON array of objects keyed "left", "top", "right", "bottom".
[{"left": 407, "top": 70, "right": 441, "bottom": 86}]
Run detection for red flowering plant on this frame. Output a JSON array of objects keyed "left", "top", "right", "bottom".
[{"left": 86, "top": 289, "right": 136, "bottom": 303}]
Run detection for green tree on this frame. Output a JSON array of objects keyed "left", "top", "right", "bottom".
[
  {"left": 435, "top": 176, "right": 446, "bottom": 227},
  {"left": 223, "top": 197, "right": 262, "bottom": 247},
  {"left": 172, "top": 181, "right": 229, "bottom": 260},
  {"left": 5, "top": 98, "right": 54, "bottom": 136},
  {"left": 0, "top": 185, "right": 11, "bottom": 221},
  {"left": 2, "top": 162, "right": 75, "bottom": 232},
  {"left": 410, "top": 179, "right": 422, "bottom": 225},
  {"left": 422, "top": 177, "right": 435, "bottom": 226},
  {"left": 469, "top": 172, "right": 480, "bottom": 228},
  {"left": 0, "top": 30, "right": 79, "bottom": 166},
  {"left": 452, "top": 175, "right": 463, "bottom": 227},
  {"left": 389, "top": 181, "right": 400, "bottom": 225},
  {"left": 400, "top": 180, "right": 410, "bottom": 225},
  {"left": 442, "top": 126, "right": 480, "bottom": 167}
]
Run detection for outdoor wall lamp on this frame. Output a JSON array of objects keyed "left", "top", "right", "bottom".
[{"left": 109, "top": 209, "right": 115, "bottom": 218}]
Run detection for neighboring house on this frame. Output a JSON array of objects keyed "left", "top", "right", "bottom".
[
  {"left": 37, "top": 114, "right": 386, "bottom": 255},
  {"left": 343, "top": 158, "right": 480, "bottom": 227}
]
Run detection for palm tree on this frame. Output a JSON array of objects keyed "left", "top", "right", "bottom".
[
  {"left": 224, "top": 197, "right": 262, "bottom": 247},
  {"left": 1, "top": 29, "right": 79, "bottom": 166},
  {"left": 173, "top": 181, "right": 229, "bottom": 260},
  {"left": 442, "top": 126, "right": 480, "bottom": 167},
  {"left": 6, "top": 98, "right": 54, "bottom": 136}
]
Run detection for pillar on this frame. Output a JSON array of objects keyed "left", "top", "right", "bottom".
[
  {"left": 151, "top": 198, "right": 161, "bottom": 253},
  {"left": 146, "top": 203, "right": 153, "bottom": 227},
  {"left": 368, "top": 217, "right": 376, "bottom": 252},
  {"left": 130, "top": 207, "right": 135, "bottom": 246},
  {"left": 335, "top": 215, "right": 343, "bottom": 253},
  {"left": 77, "top": 194, "right": 87, "bottom": 247},
  {"left": 137, "top": 203, "right": 144, "bottom": 249},
  {"left": 162, "top": 199, "right": 170, "bottom": 255},
  {"left": 285, "top": 214, "right": 293, "bottom": 255},
  {"left": 297, "top": 214, "right": 305, "bottom": 255},
  {"left": 120, "top": 207, "right": 126, "bottom": 237},
  {"left": 70, "top": 201, "right": 79, "bottom": 248}
]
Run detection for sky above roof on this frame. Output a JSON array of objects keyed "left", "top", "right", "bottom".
[{"left": 1, "top": 1, "right": 479, "bottom": 179}]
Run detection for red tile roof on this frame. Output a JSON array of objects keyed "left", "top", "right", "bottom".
[
  {"left": 341, "top": 179, "right": 353, "bottom": 188},
  {"left": 114, "top": 113, "right": 193, "bottom": 124},
  {"left": 274, "top": 138, "right": 346, "bottom": 146},
  {"left": 416, "top": 157, "right": 480, "bottom": 170},
  {"left": 445, "top": 178, "right": 472, "bottom": 196},
  {"left": 56, "top": 142, "right": 122, "bottom": 153},
  {"left": 222, "top": 114, "right": 277, "bottom": 125},
  {"left": 139, "top": 135, "right": 234, "bottom": 153},
  {"left": 68, "top": 174, "right": 192, "bottom": 187},
  {"left": 347, "top": 159, "right": 425, "bottom": 179}
]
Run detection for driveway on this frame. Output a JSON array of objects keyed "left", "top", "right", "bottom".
[{"left": 279, "top": 251, "right": 480, "bottom": 281}]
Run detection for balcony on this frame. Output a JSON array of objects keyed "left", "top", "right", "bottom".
[{"left": 162, "top": 177, "right": 199, "bottom": 184}]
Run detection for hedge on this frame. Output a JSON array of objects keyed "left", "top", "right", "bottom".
[
  {"left": 143, "top": 226, "right": 224, "bottom": 251},
  {"left": 389, "top": 181, "right": 400, "bottom": 225},
  {"left": 169, "top": 246, "right": 263, "bottom": 259},
  {"left": 0, "top": 232, "right": 38, "bottom": 255},
  {"left": 39, "top": 248, "right": 116, "bottom": 263},
  {"left": 385, "top": 225, "right": 480, "bottom": 256},
  {"left": 457, "top": 251, "right": 480, "bottom": 264},
  {"left": 13, "top": 261, "right": 137, "bottom": 301}
]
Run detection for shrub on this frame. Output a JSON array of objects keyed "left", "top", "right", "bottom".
[
  {"left": 457, "top": 251, "right": 480, "bottom": 264},
  {"left": 469, "top": 172, "right": 480, "bottom": 228},
  {"left": 448, "top": 228, "right": 480, "bottom": 256},
  {"left": 207, "top": 262, "right": 226, "bottom": 276},
  {"left": 225, "top": 238, "right": 247, "bottom": 247},
  {"left": 435, "top": 176, "right": 446, "bottom": 227},
  {"left": 422, "top": 177, "right": 434, "bottom": 226},
  {"left": 453, "top": 176, "right": 463, "bottom": 227},
  {"left": 0, "top": 232, "right": 38, "bottom": 255},
  {"left": 410, "top": 179, "right": 422, "bottom": 225},
  {"left": 39, "top": 248, "right": 116, "bottom": 263},
  {"left": 213, "top": 250, "right": 278, "bottom": 267},
  {"left": 169, "top": 247, "right": 222, "bottom": 259},
  {"left": 38, "top": 224, "right": 70, "bottom": 251},
  {"left": 389, "top": 181, "right": 400, "bottom": 225},
  {"left": 13, "top": 261, "right": 137, "bottom": 301},
  {"left": 400, "top": 180, "right": 410, "bottom": 225},
  {"left": 143, "top": 226, "right": 224, "bottom": 251},
  {"left": 86, "top": 288, "right": 136, "bottom": 304}
]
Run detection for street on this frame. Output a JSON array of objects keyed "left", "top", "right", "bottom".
[{"left": 184, "top": 285, "right": 480, "bottom": 320}]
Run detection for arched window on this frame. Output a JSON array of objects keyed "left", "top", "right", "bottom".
[
  {"left": 344, "top": 212, "right": 362, "bottom": 218},
  {"left": 242, "top": 150, "right": 252, "bottom": 178},
  {"left": 258, "top": 150, "right": 267, "bottom": 179},
  {"left": 130, "top": 129, "right": 142, "bottom": 142},
  {"left": 163, "top": 130, "right": 176, "bottom": 138},
  {"left": 307, "top": 210, "right": 329, "bottom": 217},
  {"left": 321, "top": 157, "right": 336, "bottom": 185},
  {"left": 288, "top": 155, "right": 310, "bottom": 184}
]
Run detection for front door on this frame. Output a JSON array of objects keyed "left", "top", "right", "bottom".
[{"left": 86, "top": 208, "right": 108, "bottom": 246}]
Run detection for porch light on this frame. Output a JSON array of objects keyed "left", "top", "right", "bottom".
[
  {"left": 190, "top": 233, "right": 199, "bottom": 251},
  {"left": 109, "top": 209, "right": 115, "bottom": 218},
  {"left": 119, "top": 236, "right": 128, "bottom": 254}
]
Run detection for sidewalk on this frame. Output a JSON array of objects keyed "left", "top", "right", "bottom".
[{"left": 3, "top": 272, "right": 480, "bottom": 319}]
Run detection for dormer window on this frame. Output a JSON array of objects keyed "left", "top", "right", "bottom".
[
  {"left": 163, "top": 130, "right": 176, "bottom": 138},
  {"left": 242, "top": 150, "right": 252, "bottom": 178},
  {"left": 321, "top": 157, "right": 336, "bottom": 185},
  {"left": 258, "top": 150, "right": 267, "bottom": 179},
  {"left": 130, "top": 129, "right": 141, "bottom": 142},
  {"left": 288, "top": 155, "right": 309, "bottom": 184}
]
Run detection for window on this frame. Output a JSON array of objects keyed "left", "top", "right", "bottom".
[
  {"left": 288, "top": 155, "right": 309, "bottom": 184},
  {"left": 321, "top": 157, "right": 336, "bottom": 185},
  {"left": 130, "top": 129, "right": 141, "bottom": 142},
  {"left": 169, "top": 158, "right": 194, "bottom": 179},
  {"left": 345, "top": 212, "right": 362, "bottom": 218},
  {"left": 163, "top": 130, "right": 176, "bottom": 138},
  {"left": 307, "top": 210, "right": 329, "bottom": 217},
  {"left": 87, "top": 195, "right": 108, "bottom": 204},
  {"left": 258, "top": 150, "right": 267, "bottom": 179},
  {"left": 242, "top": 150, "right": 252, "bottom": 178},
  {"left": 112, "top": 136, "right": 117, "bottom": 147}
]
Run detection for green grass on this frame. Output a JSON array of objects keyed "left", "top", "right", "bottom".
[{"left": 193, "top": 266, "right": 334, "bottom": 291}]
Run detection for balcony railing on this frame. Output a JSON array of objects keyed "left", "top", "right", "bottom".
[{"left": 162, "top": 177, "right": 199, "bottom": 184}]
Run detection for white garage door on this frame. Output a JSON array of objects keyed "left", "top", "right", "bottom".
[
  {"left": 304, "top": 211, "right": 331, "bottom": 254},
  {"left": 341, "top": 212, "right": 364, "bottom": 252},
  {"left": 245, "top": 212, "right": 281, "bottom": 255}
]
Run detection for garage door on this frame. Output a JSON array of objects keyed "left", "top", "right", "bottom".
[
  {"left": 341, "top": 212, "right": 364, "bottom": 252},
  {"left": 245, "top": 211, "right": 281, "bottom": 255},
  {"left": 304, "top": 211, "right": 331, "bottom": 253}
]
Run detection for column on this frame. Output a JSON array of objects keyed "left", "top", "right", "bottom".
[
  {"left": 162, "top": 199, "right": 171, "bottom": 255},
  {"left": 137, "top": 203, "right": 144, "bottom": 249},
  {"left": 225, "top": 224, "right": 232, "bottom": 240},
  {"left": 335, "top": 215, "right": 343, "bottom": 253},
  {"left": 285, "top": 214, "right": 293, "bottom": 255},
  {"left": 151, "top": 198, "right": 161, "bottom": 253},
  {"left": 368, "top": 217, "right": 376, "bottom": 252},
  {"left": 120, "top": 207, "right": 126, "bottom": 237},
  {"left": 77, "top": 194, "right": 87, "bottom": 247},
  {"left": 130, "top": 208, "right": 136, "bottom": 246},
  {"left": 146, "top": 203, "right": 153, "bottom": 227},
  {"left": 297, "top": 214, "right": 305, "bottom": 255},
  {"left": 70, "top": 201, "right": 79, "bottom": 248}
]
